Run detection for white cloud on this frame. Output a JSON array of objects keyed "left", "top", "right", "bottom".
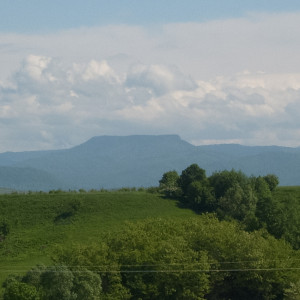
[
  {"left": 22, "top": 55, "right": 54, "bottom": 82},
  {"left": 125, "top": 64, "right": 196, "bottom": 96},
  {"left": 1, "top": 12, "right": 300, "bottom": 150},
  {"left": 1, "top": 53, "right": 300, "bottom": 151},
  {"left": 73, "top": 60, "right": 119, "bottom": 83},
  {"left": 2, "top": 12, "right": 300, "bottom": 81}
]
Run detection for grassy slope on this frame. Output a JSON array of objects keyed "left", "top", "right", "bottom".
[
  {"left": 273, "top": 185, "right": 300, "bottom": 200},
  {"left": 0, "top": 186, "right": 299, "bottom": 288},
  {"left": 0, "top": 191, "right": 195, "bottom": 286},
  {"left": 0, "top": 188, "right": 15, "bottom": 195}
]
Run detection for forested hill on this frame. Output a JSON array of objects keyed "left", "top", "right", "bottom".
[{"left": 0, "top": 135, "right": 300, "bottom": 190}]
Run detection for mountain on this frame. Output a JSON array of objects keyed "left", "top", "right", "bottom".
[
  {"left": 0, "top": 135, "right": 299, "bottom": 191},
  {"left": 0, "top": 166, "right": 63, "bottom": 191}
]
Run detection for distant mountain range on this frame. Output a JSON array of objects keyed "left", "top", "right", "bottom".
[{"left": 0, "top": 135, "right": 299, "bottom": 191}]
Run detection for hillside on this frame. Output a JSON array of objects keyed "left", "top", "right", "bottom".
[
  {"left": 0, "top": 190, "right": 195, "bottom": 287},
  {"left": 0, "top": 135, "right": 300, "bottom": 190},
  {"left": 0, "top": 188, "right": 299, "bottom": 299},
  {"left": 0, "top": 166, "right": 63, "bottom": 191}
]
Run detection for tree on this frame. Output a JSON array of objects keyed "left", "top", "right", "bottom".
[
  {"left": 55, "top": 216, "right": 299, "bottom": 300},
  {"left": 284, "top": 280, "right": 300, "bottom": 300},
  {"left": 218, "top": 183, "right": 257, "bottom": 221},
  {"left": 159, "top": 170, "right": 180, "bottom": 198},
  {"left": 5, "top": 265, "right": 103, "bottom": 300},
  {"left": 255, "top": 189, "right": 300, "bottom": 249},
  {"left": 208, "top": 169, "right": 249, "bottom": 200},
  {"left": 208, "top": 170, "right": 258, "bottom": 222},
  {"left": 254, "top": 176, "right": 274, "bottom": 228},
  {"left": 39, "top": 266, "right": 75, "bottom": 300},
  {"left": 2, "top": 277, "right": 39, "bottom": 300},
  {"left": 3, "top": 216, "right": 299, "bottom": 300},
  {"left": 186, "top": 181, "right": 215, "bottom": 211},
  {"left": 0, "top": 220, "right": 10, "bottom": 241},
  {"left": 104, "top": 220, "right": 211, "bottom": 300},
  {"left": 179, "top": 215, "right": 299, "bottom": 300},
  {"left": 178, "top": 164, "right": 206, "bottom": 195},
  {"left": 263, "top": 174, "right": 279, "bottom": 192},
  {"left": 70, "top": 268, "right": 102, "bottom": 300},
  {"left": 54, "top": 220, "right": 211, "bottom": 300}
]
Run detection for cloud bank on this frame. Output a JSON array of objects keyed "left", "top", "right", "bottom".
[
  {"left": 1, "top": 54, "right": 300, "bottom": 152},
  {"left": 1, "top": 12, "right": 300, "bottom": 151}
]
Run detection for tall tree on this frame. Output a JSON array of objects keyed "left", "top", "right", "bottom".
[
  {"left": 159, "top": 170, "right": 180, "bottom": 198},
  {"left": 178, "top": 164, "right": 207, "bottom": 195}
]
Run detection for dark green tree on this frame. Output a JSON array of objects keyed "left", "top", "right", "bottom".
[
  {"left": 39, "top": 266, "right": 75, "bottom": 300},
  {"left": 54, "top": 220, "right": 211, "bottom": 300},
  {"left": 208, "top": 170, "right": 258, "bottom": 223},
  {"left": 186, "top": 181, "right": 215, "bottom": 211},
  {"left": 6, "top": 265, "right": 103, "bottom": 300},
  {"left": 4, "top": 216, "right": 299, "bottom": 300},
  {"left": 284, "top": 280, "right": 300, "bottom": 300},
  {"left": 2, "top": 277, "right": 39, "bottom": 300},
  {"left": 0, "top": 220, "right": 10, "bottom": 241},
  {"left": 178, "top": 164, "right": 206, "bottom": 195},
  {"left": 70, "top": 268, "right": 102, "bottom": 300},
  {"left": 218, "top": 183, "right": 257, "bottom": 221},
  {"left": 254, "top": 177, "right": 273, "bottom": 228},
  {"left": 208, "top": 169, "right": 249, "bottom": 199},
  {"left": 263, "top": 174, "right": 279, "bottom": 192},
  {"left": 55, "top": 216, "right": 299, "bottom": 300},
  {"left": 255, "top": 188, "right": 300, "bottom": 249},
  {"left": 159, "top": 170, "right": 180, "bottom": 198}
]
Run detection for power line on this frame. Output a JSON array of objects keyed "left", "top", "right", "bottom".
[
  {"left": 0, "top": 267, "right": 299, "bottom": 273},
  {"left": 5, "top": 258, "right": 299, "bottom": 268}
]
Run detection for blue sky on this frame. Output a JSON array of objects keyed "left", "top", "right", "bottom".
[
  {"left": 1, "top": 1, "right": 300, "bottom": 151},
  {"left": 1, "top": 0, "right": 300, "bottom": 32}
]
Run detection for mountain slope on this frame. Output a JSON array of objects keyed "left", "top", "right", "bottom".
[
  {"left": 0, "top": 166, "right": 64, "bottom": 191},
  {"left": 0, "top": 135, "right": 299, "bottom": 190}
]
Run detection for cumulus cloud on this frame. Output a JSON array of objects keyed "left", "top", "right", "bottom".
[
  {"left": 2, "top": 12, "right": 300, "bottom": 80},
  {"left": 1, "top": 12, "right": 300, "bottom": 150},
  {"left": 125, "top": 64, "right": 196, "bottom": 96},
  {"left": 1, "top": 53, "right": 300, "bottom": 151}
]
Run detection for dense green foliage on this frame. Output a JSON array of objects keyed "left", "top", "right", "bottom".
[
  {"left": 0, "top": 173, "right": 300, "bottom": 299},
  {"left": 3, "top": 264, "right": 103, "bottom": 300},
  {"left": 160, "top": 164, "right": 300, "bottom": 249},
  {"left": 158, "top": 170, "right": 180, "bottom": 198},
  {"left": 5, "top": 216, "right": 299, "bottom": 299},
  {"left": 0, "top": 190, "right": 195, "bottom": 294}
]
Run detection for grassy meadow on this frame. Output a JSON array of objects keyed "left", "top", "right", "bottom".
[
  {"left": 273, "top": 185, "right": 300, "bottom": 200},
  {"left": 0, "top": 190, "right": 196, "bottom": 287}
]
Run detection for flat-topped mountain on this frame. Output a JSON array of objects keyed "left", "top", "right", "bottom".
[{"left": 0, "top": 135, "right": 299, "bottom": 191}]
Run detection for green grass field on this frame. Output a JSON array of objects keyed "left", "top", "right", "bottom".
[
  {"left": 0, "top": 190, "right": 196, "bottom": 287},
  {"left": 274, "top": 185, "right": 300, "bottom": 200},
  {"left": 0, "top": 188, "right": 15, "bottom": 195}
]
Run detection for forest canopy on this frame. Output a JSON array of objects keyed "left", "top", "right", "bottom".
[{"left": 160, "top": 164, "right": 300, "bottom": 250}]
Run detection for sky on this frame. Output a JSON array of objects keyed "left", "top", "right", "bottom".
[{"left": 1, "top": 1, "right": 300, "bottom": 151}]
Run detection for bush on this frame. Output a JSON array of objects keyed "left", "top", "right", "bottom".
[{"left": 0, "top": 220, "right": 10, "bottom": 241}]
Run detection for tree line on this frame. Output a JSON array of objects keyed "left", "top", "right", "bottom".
[
  {"left": 159, "top": 164, "right": 300, "bottom": 249},
  {"left": 3, "top": 216, "right": 300, "bottom": 299}
]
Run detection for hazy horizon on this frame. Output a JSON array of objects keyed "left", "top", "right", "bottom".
[{"left": 1, "top": 134, "right": 300, "bottom": 154}]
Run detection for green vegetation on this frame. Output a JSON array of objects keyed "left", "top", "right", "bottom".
[
  {"left": 0, "top": 190, "right": 195, "bottom": 294},
  {"left": 2, "top": 215, "right": 299, "bottom": 299},
  {"left": 160, "top": 165, "right": 300, "bottom": 249},
  {"left": 0, "top": 189, "right": 15, "bottom": 195},
  {"left": 0, "top": 167, "right": 299, "bottom": 299}
]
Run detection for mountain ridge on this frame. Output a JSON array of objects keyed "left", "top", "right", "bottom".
[{"left": 0, "top": 135, "right": 299, "bottom": 190}]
